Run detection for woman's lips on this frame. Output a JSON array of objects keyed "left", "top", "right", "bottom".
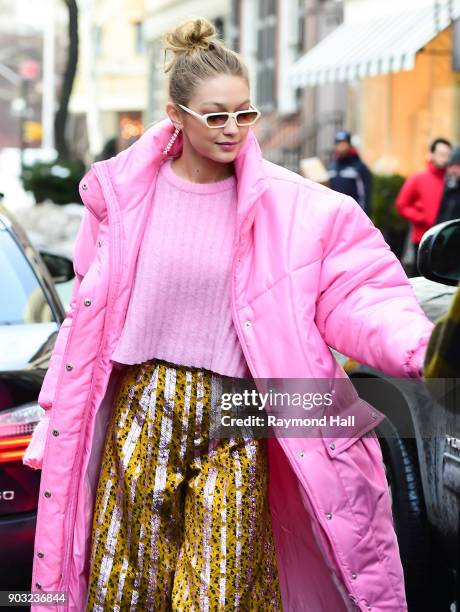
[{"left": 217, "top": 142, "right": 238, "bottom": 150}]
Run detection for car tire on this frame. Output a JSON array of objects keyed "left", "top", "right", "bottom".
[{"left": 376, "top": 418, "right": 435, "bottom": 611}]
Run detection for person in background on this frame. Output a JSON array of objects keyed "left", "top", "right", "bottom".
[
  {"left": 94, "top": 136, "right": 119, "bottom": 162},
  {"left": 396, "top": 138, "right": 452, "bottom": 271},
  {"left": 436, "top": 146, "right": 460, "bottom": 224},
  {"left": 327, "top": 130, "right": 373, "bottom": 216}
]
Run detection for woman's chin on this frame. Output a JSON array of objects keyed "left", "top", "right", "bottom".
[{"left": 206, "top": 151, "right": 238, "bottom": 164}]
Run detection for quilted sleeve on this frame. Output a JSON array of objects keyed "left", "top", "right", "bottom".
[{"left": 315, "top": 195, "right": 434, "bottom": 377}]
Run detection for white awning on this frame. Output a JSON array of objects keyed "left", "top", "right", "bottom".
[{"left": 289, "top": 2, "right": 460, "bottom": 87}]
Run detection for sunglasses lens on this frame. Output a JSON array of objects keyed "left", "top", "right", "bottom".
[
  {"left": 237, "top": 111, "right": 259, "bottom": 125},
  {"left": 206, "top": 114, "right": 230, "bottom": 127}
]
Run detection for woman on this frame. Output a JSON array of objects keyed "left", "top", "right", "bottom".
[{"left": 24, "top": 18, "right": 434, "bottom": 612}]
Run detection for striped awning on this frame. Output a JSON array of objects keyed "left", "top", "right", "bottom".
[{"left": 289, "top": 2, "right": 460, "bottom": 87}]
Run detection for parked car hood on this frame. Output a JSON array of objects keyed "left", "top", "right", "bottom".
[
  {"left": 408, "top": 276, "right": 457, "bottom": 321},
  {"left": 0, "top": 322, "right": 58, "bottom": 371}
]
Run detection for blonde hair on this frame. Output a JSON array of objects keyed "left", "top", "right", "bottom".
[{"left": 162, "top": 18, "right": 249, "bottom": 106}]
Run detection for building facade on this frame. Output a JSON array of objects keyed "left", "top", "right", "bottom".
[
  {"left": 69, "top": 0, "right": 148, "bottom": 162},
  {"left": 298, "top": 0, "right": 345, "bottom": 164},
  {"left": 62, "top": 0, "right": 460, "bottom": 176},
  {"left": 353, "top": 0, "right": 460, "bottom": 175},
  {"left": 68, "top": 1, "right": 346, "bottom": 172},
  {"left": 235, "top": 0, "right": 344, "bottom": 171},
  {"left": 291, "top": 0, "right": 460, "bottom": 175}
]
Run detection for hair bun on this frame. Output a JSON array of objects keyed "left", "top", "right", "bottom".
[
  {"left": 161, "top": 17, "right": 249, "bottom": 103},
  {"left": 163, "top": 18, "right": 219, "bottom": 56}
]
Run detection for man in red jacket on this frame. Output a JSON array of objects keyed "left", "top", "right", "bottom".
[{"left": 396, "top": 138, "right": 452, "bottom": 274}]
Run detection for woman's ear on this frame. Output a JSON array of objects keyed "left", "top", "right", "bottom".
[{"left": 165, "top": 101, "right": 183, "bottom": 130}]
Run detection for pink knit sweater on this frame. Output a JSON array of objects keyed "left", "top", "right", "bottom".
[{"left": 111, "top": 158, "right": 251, "bottom": 378}]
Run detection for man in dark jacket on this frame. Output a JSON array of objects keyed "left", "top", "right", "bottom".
[
  {"left": 327, "top": 130, "right": 372, "bottom": 216},
  {"left": 436, "top": 146, "right": 460, "bottom": 224}
]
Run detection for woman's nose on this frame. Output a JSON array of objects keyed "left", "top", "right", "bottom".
[{"left": 223, "top": 117, "right": 239, "bottom": 134}]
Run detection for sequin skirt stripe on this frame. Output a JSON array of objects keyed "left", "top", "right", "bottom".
[{"left": 86, "top": 358, "right": 283, "bottom": 611}]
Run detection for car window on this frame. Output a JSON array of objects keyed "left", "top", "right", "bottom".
[
  {"left": 0, "top": 229, "right": 54, "bottom": 324},
  {"left": 55, "top": 278, "right": 74, "bottom": 312}
]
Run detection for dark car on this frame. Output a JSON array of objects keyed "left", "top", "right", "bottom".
[
  {"left": 0, "top": 202, "right": 74, "bottom": 593},
  {"left": 338, "top": 219, "right": 460, "bottom": 612}
]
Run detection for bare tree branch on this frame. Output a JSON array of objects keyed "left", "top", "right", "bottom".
[{"left": 54, "top": 0, "right": 78, "bottom": 159}]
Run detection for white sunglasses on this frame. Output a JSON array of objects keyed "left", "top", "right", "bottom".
[{"left": 176, "top": 103, "right": 261, "bottom": 128}]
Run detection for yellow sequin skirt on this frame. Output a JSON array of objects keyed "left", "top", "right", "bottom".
[{"left": 86, "top": 357, "right": 283, "bottom": 611}]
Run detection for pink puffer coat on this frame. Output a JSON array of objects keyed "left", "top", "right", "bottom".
[{"left": 24, "top": 118, "right": 434, "bottom": 612}]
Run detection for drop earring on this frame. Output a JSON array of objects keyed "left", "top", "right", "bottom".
[{"left": 163, "top": 126, "right": 181, "bottom": 155}]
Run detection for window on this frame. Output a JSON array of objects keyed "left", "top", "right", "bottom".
[
  {"left": 213, "top": 17, "right": 225, "bottom": 40},
  {"left": 229, "top": 0, "right": 241, "bottom": 51},
  {"left": 92, "top": 25, "right": 103, "bottom": 58},
  {"left": 258, "top": 0, "right": 276, "bottom": 18},
  {"left": 297, "top": 0, "right": 306, "bottom": 56},
  {"left": 453, "top": 18, "right": 460, "bottom": 71},
  {"left": 119, "top": 111, "right": 144, "bottom": 146},
  {"left": 255, "top": 0, "right": 276, "bottom": 111},
  {"left": 0, "top": 230, "right": 53, "bottom": 325},
  {"left": 147, "top": 38, "right": 165, "bottom": 124},
  {"left": 134, "top": 21, "right": 145, "bottom": 54}
]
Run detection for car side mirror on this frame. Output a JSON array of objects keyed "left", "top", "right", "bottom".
[
  {"left": 418, "top": 219, "right": 460, "bottom": 286},
  {"left": 39, "top": 250, "right": 75, "bottom": 284}
]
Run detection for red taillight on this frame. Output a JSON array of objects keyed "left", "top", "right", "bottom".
[
  {"left": 0, "top": 402, "right": 44, "bottom": 464},
  {"left": 0, "top": 435, "right": 33, "bottom": 463}
]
